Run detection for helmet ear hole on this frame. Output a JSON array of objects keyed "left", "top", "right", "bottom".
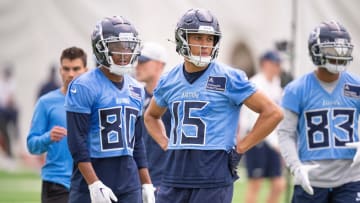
[
  {"left": 180, "top": 48, "right": 186, "bottom": 55},
  {"left": 96, "top": 43, "right": 101, "bottom": 51},
  {"left": 311, "top": 46, "right": 318, "bottom": 54},
  {"left": 182, "top": 47, "right": 190, "bottom": 56}
]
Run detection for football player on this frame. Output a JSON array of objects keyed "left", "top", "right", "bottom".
[
  {"left": 144, "top": 8, "right": 283, "bottom": 203},
  {"left": 278, "top": 20, "right": 360, "bottom": 203},
  {"left": 135, "top": 42, "right": 171, "bottom": 191},
  {"left": 27, "top": 46, "right": 88, "bottom": 203},
  {"left": 65, "top": 16, "right": 155, "bottom": 203}
]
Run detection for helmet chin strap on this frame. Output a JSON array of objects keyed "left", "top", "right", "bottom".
[
  {"left": 185, "top": 46, "right": 212, "bottom": 68},
  {"left": 107, "top": 57, "right": 134, "bottom": 76},
  {"left": 323, "top": 62, "right": 347, "bottom": 74},
  {"left": 109, "top": 64, "right": 134, "bottom": 75},
  {"left": 187, "top": 55, "right": 212, "bottom": 67}
]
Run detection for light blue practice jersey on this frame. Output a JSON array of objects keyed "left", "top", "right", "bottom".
[
  {"left": 27, "top": 89, "right": 72, "bottom": 189},
  {"left": 282, "top": 72, "right": 360, "bottom": 161},
  {"left": 64, "top": 68, "right": 144, "bottom": 158},
  {"left": 153, "top": 62, "right": 256, "bottom": 151}
]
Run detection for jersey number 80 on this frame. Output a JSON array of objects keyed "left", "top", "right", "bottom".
[{"left": 99, "top": 106, "right": 139, "bottom": 151}]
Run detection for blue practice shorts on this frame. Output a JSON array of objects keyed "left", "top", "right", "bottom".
[
  {"left": 245, "top": 142, "right": 282, "bottom": 178},
  {"left": 69, "top": 188, "right": 141, "bottom": 203},
  {"left": 292, "top": 181, "right": 360, "bottom": 203},
  {"left": 156, "top": 184, "right": 233, "bottom": 203}
]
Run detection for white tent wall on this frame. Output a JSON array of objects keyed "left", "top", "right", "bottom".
[{"left": 0, "top": 0, "right": 359, "bottom": 155}]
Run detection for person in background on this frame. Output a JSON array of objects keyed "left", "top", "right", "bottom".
[
  {"left": 240, "top": 50, "right": 286, "bottom": 203},
  {"left": 135, "top": 42, "right": 171, "bottom": 191},
  {"left": 27, "top": 46, "right": 88, "bottom": 203},
  {"left": 37, "top": 64, "right": 60, "bottom": 98},
  {"left": 0, "top": 63, "right": 18, "bottom": 158}
]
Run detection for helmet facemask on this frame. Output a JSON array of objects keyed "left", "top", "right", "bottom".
[
  {"left": 311, "top": 39, "right": 353, "bottom": 74},
  {"left": 176, "top": 27, "right": 221, "bottom": 67},
  {"left": 95, "top": 33, "right": 141, "bottom": 75},
  {"left": 308, "top": 21, "right": 354, "bottom": 74}
]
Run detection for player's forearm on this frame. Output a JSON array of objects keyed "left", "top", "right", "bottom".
[
  {"left": 278, "top": 131, "right": 301, "bottom": 172},
  {"left": 138, "top": 168, "right": 152, "bottom": 184},
  {"left": 237, "top": 104, "right": 283, "bottom": 153},
  {"left": 67, "top": 111, "right": 91, "bottom": 163},
  {"left": 144, "top": 115, "right": 168, "bottom": 150},
  {"left": 133, "top": 120, "right": 149, "bottom": 168},
  {"left": 278, "top": 109, "right": 302, "bottom": 172},
  {"left": 78, "top": 162, "right": 99, "bottom": 185}
]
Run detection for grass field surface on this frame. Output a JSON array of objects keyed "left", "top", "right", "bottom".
[
  {"left": 0, "top": 170, "right": 41, "bottom": 203},
  {"left": 0, "top": 169, "right": 291, "bottom": 203}
]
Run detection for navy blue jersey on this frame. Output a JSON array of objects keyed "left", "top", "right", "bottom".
[
  {"left": 141, "top": 89, "right": 171, "bottom": 187},
  {"left": 162, "top": 149, "right": 235, "bottom": 188},
  {"left": 153, "top": 61, "right": 256, "bottom": 187}
]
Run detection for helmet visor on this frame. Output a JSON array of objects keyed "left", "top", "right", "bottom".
[
  {"left": 319, "top": 42, "right": 353, "bottom": 59},
  {"left": 108, "top": 41, "right": 139, "bottom": 54}
]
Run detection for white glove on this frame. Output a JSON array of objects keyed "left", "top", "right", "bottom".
[
  {"left": 142, "top": 184, "right": 156, "bottom": 203},
  {"left": 88, "top": 180, "right": 118, "bottom": 203},
  {"left": 293, "top": 164, "right": 319, "bottom": 195},
  {"left": 345, "top": 142, "right": 360, "bottom": 167}
]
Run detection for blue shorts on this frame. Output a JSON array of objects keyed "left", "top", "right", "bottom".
[
  {"left": 156, "top": 184, "right": 233, "bottom": 203},
  {"left": 69, "top": 188, "right": 141, "bottom": 203},
  {"left": 245, "top": 142, "right": 282, "bottom": 178},
  {"left": 292, "top": 181, "right": 360, "bottom": 203}
]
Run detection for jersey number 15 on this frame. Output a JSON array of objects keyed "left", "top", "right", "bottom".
[{"left": 171, "top": 101, "right": 208, "bottom": 146}]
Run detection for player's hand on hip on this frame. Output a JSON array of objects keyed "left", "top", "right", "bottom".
[
  {"left": 228, "top": 148, "right": 242, "bottom": 178},
  {"left": 142, "top": 184, "right": 156, "bottom": 203},
  {"left": 294, "top": 164, "right": 319, "bottom": 195},
  {"left": 50, "top": 126, "right": 67, "bottom": 142},
  {"left": 345, "top": 142, "right": 360, "bottom": 167},
  {"left": 88, "top": 181, "right": 118, "bottom": 203}
]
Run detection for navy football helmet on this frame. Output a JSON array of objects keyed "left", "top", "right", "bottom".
[
  {"left": 308, "top": 20, "right": 353, "bottom": 73},
  {"left": 91, "top": 16, "right": 141, "bottom": 75},
  {"left": 175, "top": 8, "right": 221, "bottom": 67}
]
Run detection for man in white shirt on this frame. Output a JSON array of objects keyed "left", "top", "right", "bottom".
[{"left": 239, "top": 50, "right": 285, "bottom": 203}]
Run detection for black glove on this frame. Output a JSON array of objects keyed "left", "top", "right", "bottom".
[{"left": 228, "top": 148, "right": 242, "bottom": 179}]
